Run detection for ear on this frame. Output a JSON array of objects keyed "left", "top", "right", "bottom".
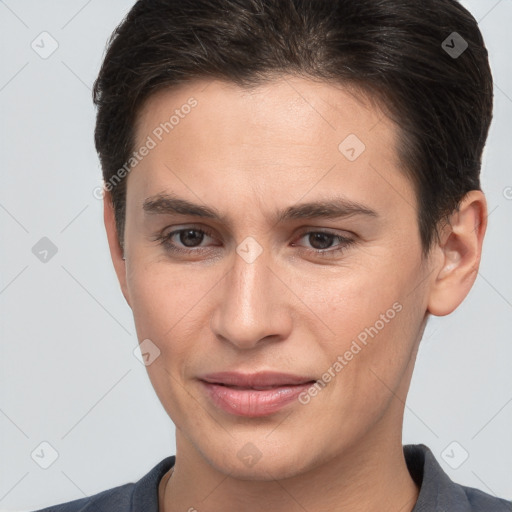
[
  {"left": 103, "top": 191, "right": 131, "bottom": 308},
  {"left": 427, "top": 190, "right": 487, "bottom": 316}
]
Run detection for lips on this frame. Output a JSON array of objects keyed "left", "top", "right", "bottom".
[
  {"left": 218, "top": 384, "right": 290, "bottom": 390},
  {"left": 199, "top": 371, "right": 316, "bottom": 388},
  {"left": 198, "top": 371, "right": 317, "bottom": 417}
]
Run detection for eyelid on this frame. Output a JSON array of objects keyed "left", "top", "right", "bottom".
[{"left": 294, "top": 226, "right": 354, "bottom": 241}]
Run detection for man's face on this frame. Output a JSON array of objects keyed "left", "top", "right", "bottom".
[{"left": 117, "top": 77, "right": 434, "bottom": 478}]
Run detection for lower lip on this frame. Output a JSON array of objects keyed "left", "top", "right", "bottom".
[{"left": 200, "top": 380, "right": 314, "bottom": 417}]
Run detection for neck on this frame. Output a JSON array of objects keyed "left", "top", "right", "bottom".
[{"left": 160, "top": 428, "right": 419, "bottom": 512}]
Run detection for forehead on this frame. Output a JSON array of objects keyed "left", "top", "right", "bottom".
[
  {"left": 128, "top": 76, "right": 413, "bottom": 221},
  {"left": 135, "top": 76, "right": 394, "bottom": 150}
]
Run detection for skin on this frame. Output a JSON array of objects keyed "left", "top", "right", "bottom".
[{"left": 103, "top": 76, "right": 487, "bottom": 511}]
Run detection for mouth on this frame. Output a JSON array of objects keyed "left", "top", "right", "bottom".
[
  {"left": 210, "top": 383, "right": 314, "bottom": 390},
  {"left": 199, "top": 370, "right": 317, "bottom": 388},
  {"left": 198, "top": 371, "right": 317, "bottom": 417}
]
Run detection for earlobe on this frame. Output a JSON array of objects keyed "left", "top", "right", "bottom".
[
  {"left": 103, "top": 191, "right": 131, "bottom": 308},
  {"left": 426, "top": 190, "right": 487, "bottom": 317}
]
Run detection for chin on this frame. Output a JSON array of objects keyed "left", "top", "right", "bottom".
[{"left": 203, "top": 444, "right": 311, "bottom": 481}]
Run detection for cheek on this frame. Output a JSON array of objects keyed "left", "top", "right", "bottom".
[
  {"left": 297, "top": 263, "right": 402, "bottom": 339},
  {"left": 307, "top": 265, "right": 419, "bottom": 397},
  {"left": 126, "top": 265, "right": 199, "bottom": 417},
  {"left": 338, "top": 295, "right": 422, "bottom": 416},
  {"left": 126, "top": 263, "right": 217, "bottom": 391},
  {"left": 127, "top": 273, "right": 168, "bottom": 340},
  {"left": 127, "top": 261, "right": 204, "bottom": 335}
]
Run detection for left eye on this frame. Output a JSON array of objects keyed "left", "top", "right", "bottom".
[
  {"left": 293, "top": 231, "right": 356, "bottom": 256},
  {"left": 156, "top": 228, "right": 216, "bottom": 253},
  {"left": 154, "top": 227, "right": 356, "bottom": 257}
]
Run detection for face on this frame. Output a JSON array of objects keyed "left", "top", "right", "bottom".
[{"left": 114, "top": 76, "right": 436, "bottom": 478}]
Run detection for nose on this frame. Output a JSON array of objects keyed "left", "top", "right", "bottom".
[{"left": 209, "top": 244, "right": 293, "bottom": 350}]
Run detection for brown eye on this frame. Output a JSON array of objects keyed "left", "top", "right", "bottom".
[
  {"left": 155, "top": 226, "right": 217, "bottom": 254},
  {"left": 294, "top": 231, "right": 356, "bottom": 257},
  {"left": 177, "top": 229, "right": 206, "bottom": 247},
  {"left": 307, "top": 232, "right": 337, "bottom": 250}
]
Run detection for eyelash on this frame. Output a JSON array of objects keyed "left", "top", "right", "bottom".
[{"left": 153, "top": 226, "right": 356, "bottom": 258}]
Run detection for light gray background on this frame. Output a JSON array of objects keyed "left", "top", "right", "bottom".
[{"left": 1, "top": 1, "right": 511, "bottom": 510}]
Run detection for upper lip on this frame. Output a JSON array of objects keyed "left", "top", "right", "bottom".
[{"left": 199, "top": 371, "right": 316, "bottom": 387}]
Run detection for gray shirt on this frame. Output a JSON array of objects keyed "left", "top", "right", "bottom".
[{"left": 31, "top": 444, "right": 511, "bottom": 511}]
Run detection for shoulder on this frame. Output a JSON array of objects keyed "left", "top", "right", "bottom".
[
  {"left": 404, "top": 444, "right": 511, "bottom": 511},
  {"left": 459, "top": 484, "right": 512, "bottom": 512},
  {"left": 30, "top": 483, "right": 134, "bottom": 512},
  {"left": 29, "top": 456, "right": 175, "bottom": 512}
]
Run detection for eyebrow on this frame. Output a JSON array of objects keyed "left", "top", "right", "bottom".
[{"left": 142, "top": 193, "right": 379, "bottom": 223}]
